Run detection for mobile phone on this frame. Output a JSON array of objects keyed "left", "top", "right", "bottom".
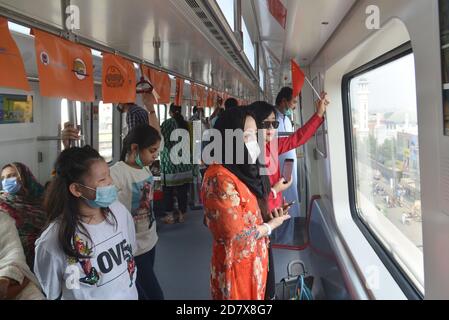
[
  {"left": 283, "top": 201, "right": 295, "bottom": 209},
  {"left": 282, "top": 159, "right": 294, "bottom": 183}
]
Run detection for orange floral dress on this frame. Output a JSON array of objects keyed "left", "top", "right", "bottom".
[{"left": 201, "top": 164, "right": 269, "bottom": 300}]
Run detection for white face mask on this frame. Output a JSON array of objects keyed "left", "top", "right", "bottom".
[{"left": 245, "top": 140, "right": 261, "bottom": 164}]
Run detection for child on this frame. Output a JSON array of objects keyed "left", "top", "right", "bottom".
[
  {"left": 34, "top": 146, "right": 138, "bottom": 300},
  {"left": 110, "top": 124, "right": 164, "bottom": 300}
]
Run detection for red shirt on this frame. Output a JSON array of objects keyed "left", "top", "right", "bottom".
[{"left": 265, "top": 113, "right": 324, "bottom": 210}]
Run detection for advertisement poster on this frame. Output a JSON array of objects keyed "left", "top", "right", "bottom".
[{"left": 0, "top": 94, "right": 33, "bottom": 124}]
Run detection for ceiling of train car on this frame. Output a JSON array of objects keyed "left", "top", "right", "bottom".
[
  {"left": 0, "top": 0, "right": 357, "bottom": 101},
  {"left": 249, "top": 0, "right": 356, "bottom": 98},
  {"left": 0, "top": 0, "right": 258, "bottom": 99}
]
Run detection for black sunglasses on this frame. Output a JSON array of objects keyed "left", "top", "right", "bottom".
[{"left": 261, "top": 120, "right": 280, "bottom": 129}]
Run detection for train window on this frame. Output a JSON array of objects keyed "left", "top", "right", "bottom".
[
  {"left": 61, "top": 99, "right": 82, "bottom": 148},
  {"left": 98, "top": 101, "right": 113, "bottom": 163},
  {"left": 259, "top": 66, "right": 265, "bottom": 90},
  {"left": 216, "top": 0, "right": 234, "bottom": 31},
  {"left": 205, "top": 107, "right": 212, "bottom": 118},
  {"left": 344, "top": 45, "right": 424, "bottom": 294},
  {"left": 242, "top": 18, "right": 255, "bottom": 69}
]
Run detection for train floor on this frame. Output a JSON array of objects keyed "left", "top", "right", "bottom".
[{"left": 154, "top": 208, "right": 311, "bottom": 300}]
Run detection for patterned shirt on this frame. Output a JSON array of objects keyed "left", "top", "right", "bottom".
[{"left": 126, "top": 104, "right": 149, "bottom": 132}]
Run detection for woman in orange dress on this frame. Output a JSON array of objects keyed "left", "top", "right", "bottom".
[{"left": 201, "top": 108, "right": 290, "bottom": 300}]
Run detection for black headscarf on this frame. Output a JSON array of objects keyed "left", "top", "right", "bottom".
[{"left": 214, "top": 108, "right": 271, "bottom": 220}]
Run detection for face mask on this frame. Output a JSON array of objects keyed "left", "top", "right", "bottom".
[
  {"left": 285, "top": 109, "right": 293, "bottom": 118},
  {"left": 245, "top": 140, "right": 261, "bottom": 164},
  {"left": 135, "top": 152, "right": 145, "bottom": 169},
  {"left": 80, "top": 184, "right": 118, "bottom": 208},
  {"left": 2, "top": 177, "right": 21, "bottom": 195}
]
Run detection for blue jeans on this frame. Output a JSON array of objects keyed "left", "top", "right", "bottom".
[{"left": 135, "top": 247, "right": 164, "bottom": 300}]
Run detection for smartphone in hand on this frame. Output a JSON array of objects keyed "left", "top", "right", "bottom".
[{"left": 282, "top": 159, "right": 294, "bottom": 183}]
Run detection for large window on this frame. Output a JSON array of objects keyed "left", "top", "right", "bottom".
[
  {"left": 98, "top": 101, "right": 113, "bottom": 163},
  {"left": 242, "top": 18, "right": 255, "bottom": 69},
  {"left": 216, "top": 0, "right": 234, "bottom": 31},
  {"left": 344, "top": 45, "right": 424, "bottom": 295}
]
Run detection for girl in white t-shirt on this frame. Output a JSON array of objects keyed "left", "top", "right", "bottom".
[
  {"left": 110, "top": 124, "right": 164, "bottom": 300},
  {"left": 34, "top": 146, "right": 138, "bottom": 300}
]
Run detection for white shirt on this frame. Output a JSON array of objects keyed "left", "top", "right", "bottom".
[
  {"left": 34, "top": 201, "right": 138, "bottom": 300},
  {"left": 110, "top": 161, "right": 158, "bottom": 256}
]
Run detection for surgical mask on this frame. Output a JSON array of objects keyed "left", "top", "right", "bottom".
[
  {"left": 245, "top": 140, "right": 261, "bottom": 164},
  {"left": 285, "top": 109, "right": 293, "bottom": 118},
  {"left": 80, "top": 184, "right": 118, "bottom": 209},
  {"left": 135, "top": 152, "right": 145, "bottom": 169},
  {"left": 2, "top": 177, "right": 21, "bottom": 195}
]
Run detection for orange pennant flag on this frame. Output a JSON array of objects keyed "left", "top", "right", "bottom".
[
  {"left": 190, "top": 82, "right": 197, "bottom": 106},
  {"left": 174, "top": 78, "right": 184, "bottom": 106},
  {"left": 197, "top": 85, "right": 205, "bottom": 107},
  {"left": 33, "top": 29, "right": 94, "bottom": 101},
  {"left": 142, "top": 65, "right": 171, "bottom": 104},
  {"left": 0, "top": 18, "right": 30, "bottom": 91},
  {"left": 207, "top": 89, "right": 217, "bottom": 107},
  {"left": 291, "top": 59, "right": 305, "bottom": 97},
  {"left": 102, "top": 53, "right": 136, "bottom": 104}
]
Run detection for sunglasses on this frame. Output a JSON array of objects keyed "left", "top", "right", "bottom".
[{"left": 261, "top": 120, "right": 280, "bottom": 129}]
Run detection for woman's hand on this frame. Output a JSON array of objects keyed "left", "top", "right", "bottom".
[
  {"left": 0, "top": 277, "right": 10, "bottom": 300},
  {"left": 268, "top": 207, "right": 291, "bottom": 230},
  {"left": 316, "top": 92, "right": 330, "bottom": 118},
  {"left": 273, "top": 177, "right": 293, "bottom": 194}
]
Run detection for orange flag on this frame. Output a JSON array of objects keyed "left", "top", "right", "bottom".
[
  {"left": 291, "top": 59, "right": 305, "bottom": 97},
  {"left": 0, "top": 18, "right": 30, "bottom": 91},
  {"left": 102, "top": 53, "right": 136, "bottom": 104},
  {"left": 207, "top": 89, "right": 216, "bottom": 107},
  {"left": 190, "top": 82, "right": 197, "bottom": 106},
  {"left": 174, "top": 78, "right": 184, "bottom": 105},
  {"left": 142, "top": 65, "right": 171, "bottom": 104},
  {"left": 33, "top": 29, "right": 94, "bottom": 101},
  {"left": 197, "top": 85, "right": 205, "bottom": 107}
]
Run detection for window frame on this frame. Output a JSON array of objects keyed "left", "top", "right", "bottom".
[
  {"left": 342, "top": 41, "right": 423, "bottom": 300},
  {"left": 98, "top": 101, "right": 114, "bottom": 164}
]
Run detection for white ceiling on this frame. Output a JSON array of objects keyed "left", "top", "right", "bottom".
[
  {"left": 250, "top": 0, "right": 356, "bottom": 98},
  {"left": 0, "top": 0, "right": 357, "bottom": 101}
]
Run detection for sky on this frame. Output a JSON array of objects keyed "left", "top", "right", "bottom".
[{"left": 350, "top": 54, "right": 418, "bottom": 120}]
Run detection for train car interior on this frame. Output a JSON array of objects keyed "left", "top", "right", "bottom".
[{"left": 0, "top": 0, "right": 449, "bottom": 300}]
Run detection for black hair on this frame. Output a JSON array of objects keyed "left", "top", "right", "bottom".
[
  {"left": 120, "top": 124, "right": 162, "bottom": 162},
  {"left": 170, "top": 103, "right": 189, "bottom": 130},
  {"left": 247, "top": 101, "right": 277, "bottom": 128},
  {"left": 44, "top": 145, "right": 116, "bottom": 259},
  {"left": 224, "top": 98, "right": 238, "bottom": 111},
  {"left": 275, "top": 87, "right": 293, "bottom": 106}
]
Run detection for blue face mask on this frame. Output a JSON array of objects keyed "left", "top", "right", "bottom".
[
  {"left": 285, "top": 109, "right": 293, "bottom": 118},
  {"left": 80, "top": 184, "right": 118, "bottom": 208},
  {"left": 2, "top": 177, "right": 21, "bottom": 195}
]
